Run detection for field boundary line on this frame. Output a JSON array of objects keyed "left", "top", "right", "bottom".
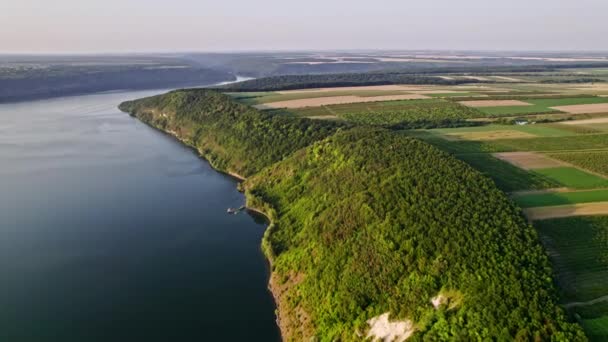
[{"left": 564, "top": 294, "right": 608, "bottom": 309}]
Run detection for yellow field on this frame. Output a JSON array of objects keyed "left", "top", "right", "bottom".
[
  {"left": 493, "top": 152, "right": 563, "bottom": 169},
  {"left": 459, "top": 100, "right": 532, "bottom": 107},
  {"left": 446, "top": 130, "right": 537, "bottom": 141},
  {"left": 550, "top": 103, "right": 608, "bottom": 114},
  {"left": 524, "top": 202, "right": 608, "bottom": 220},
  {"left": 254, "top": 94, "right": 430, "bottom": 109}
]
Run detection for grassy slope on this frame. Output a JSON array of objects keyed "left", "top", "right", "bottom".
[
  {"left": 119, "top": 89, "right": 342, "bottom": 177},
  {"left": 244, "top": 128, "right": 583, "bottom": 341}
]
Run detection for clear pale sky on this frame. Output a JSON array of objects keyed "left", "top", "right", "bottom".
[{"left": 2, "top": 0, "right": 607, "bottom": 53}]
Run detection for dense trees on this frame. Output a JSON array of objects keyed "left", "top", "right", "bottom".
[
  {"left": 119, "top": 90, "right": 342, "bottom": 177},
  {"left": 122, "top": 90, "right": 585, "bottom": 341},
  {"left": 243, "top": 128, "right": 584, "bottom": 341}
]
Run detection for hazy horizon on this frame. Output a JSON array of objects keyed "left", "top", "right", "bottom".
[{"left": 3, "top": 0, "right": 608, "bottom": 53}]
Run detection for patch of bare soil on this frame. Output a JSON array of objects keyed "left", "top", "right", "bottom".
[
  {"left": 461, "top": 76, "right": 491, "bottom": 81},
  {"left": 560, "top": 117, "right": 608, "bottom": 125},
  {"left": 459, "top": 100, "right": 532, "bottom": 108},
  {"left": 366, "top": 313, "right": 415, "bottom": 342},
  {"left": 550, "top": 103, "right": 608, "bottom": 114},
  {"left": 448, "top": 130, "right": 536, "bottom": 141},
  {"left": 306, "top": 115, "right": 340, "bottom": 120},
  {"left": 493, "top": 76, "right": 524, "bottom": 82},
  {"left": 493, "top": 152, "right": 563, "bottom": 170},
  {"left": 524, "top": 202, "right": 608, "bottom": 220},
  {"left": 255, "top": 94, "right": 430, "bottom": 109},
  {"left": 269, "top": 272, "right": 312, "bottom": 341},
  {"left": 275, "top": 85, "right": 431, "bottom": 94}
]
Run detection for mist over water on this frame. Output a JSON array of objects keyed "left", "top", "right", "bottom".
[{"left": 0, "top": 90, "right": 280, "bottom": 341}]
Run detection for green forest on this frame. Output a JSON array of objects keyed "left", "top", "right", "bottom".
[
  {"left": 121, "top": 90, "right": 585, "bottom": 341},
  {"left": 119, "top": 89, "right": 342, "bottom": 177}
]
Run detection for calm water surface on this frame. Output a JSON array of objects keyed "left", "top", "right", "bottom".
[{"left": 0, "top": 90, "right": 280, "bottom": 341}]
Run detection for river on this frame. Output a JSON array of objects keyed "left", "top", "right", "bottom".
[{"left": 0, "top": 88, "right": 280, "bottom": 341}]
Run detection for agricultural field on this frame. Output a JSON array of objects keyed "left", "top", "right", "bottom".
[
  {"left": 434, "top": 124, "right": 578, "bottom": 139},
  {"left": 230, "top": 81, "right": 608, "bottom": 215},
  {"left": 284, "top": 99, "right": 486, "bottom": 127},
  {"left": 534, "top": 216, "right": 608, "bottom": 341},
  {"left": 223, "top": 61, "right": 608, "bottom": 342},
  {"left": 468, "top": 97, "right": 608, "bottom": 116},
  {"left": 513, "top": 189, "right": 608, "bottom": 208},
  {"left": 229, "top": 85, "right": 483, "bottom": 107},
  {"left": 491, "top": 133, "right": 608, "bottom": 152},
  {"left": 534, "top": 167, "right": 608, "bottom": 189},
  {"left": 225, "top": 75, "right": 608, "bottom": 340},
  {"left": 549, "top": 151, "right": 608, "bottom": 176},
  {"left": 456, "top": 153, "right": 559, "bottom": 192}
]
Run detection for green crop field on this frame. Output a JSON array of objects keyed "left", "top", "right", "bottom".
[
  {"left": 549, "top": 151, "right": 608, "bottom": 176},
  {"left": 290, "top": 99, "right": 485, "bottom": 127},
  {"left": 476, "top": 97, "right": 608, "bottom": 116},
  {"left": 457, "top": 154, "right": 558, "bottom": 192},
  {"left": 534, "top": 216, "right": 608, "bottom": 300},
  {"left": 534, "top": 167, "right": 608, "bottom": 189},
  {"left": 534, "top": 216, "right": 608, "bottom": 341},
  {"left": 581, "top": 316, "right": 608, "bottom": 342},
  {"left": 418, "top": 132, "right": 608, "bottom": 153},
  {"left": 492, "top": 133, "right": 608, "bottom": 152},
  {"left": 513, "top": 189, "right": 608, "bottom": 208}
]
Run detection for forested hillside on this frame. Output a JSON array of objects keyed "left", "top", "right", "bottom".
[
  {"left": 119, "top": 90, "right": 342, "bottom": 177},
  {"left": 244, "top": 128, "right": 584, "bottom": 341},
  {"left": 121, "top": 91, "right": 585, "bottom": 341}
]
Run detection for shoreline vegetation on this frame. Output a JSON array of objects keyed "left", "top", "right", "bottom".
[{"left": 120, "top": 89, "right": 586, "bottom": 340}]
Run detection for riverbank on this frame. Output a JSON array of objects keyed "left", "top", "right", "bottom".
[{"left": 123, "top": 104, "right": 285, "bottom": 335}]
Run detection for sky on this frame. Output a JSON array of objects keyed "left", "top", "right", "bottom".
[{"left": 2, "top": 0, "right": 608, "bottom": 53}]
